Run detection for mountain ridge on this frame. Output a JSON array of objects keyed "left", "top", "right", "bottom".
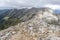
[{"left": 0, "top": 7, "right": 60, "bottom": 40}]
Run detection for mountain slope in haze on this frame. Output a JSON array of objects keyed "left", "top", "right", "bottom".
[
  {"left": 0, "top": 8, "right": 60, "bottom": 40},
  {"left": 0, "top": 8, "right": 29, "bottom": 30},
  {"left": 54, "top": 9, "right": 60, "bottom": 14}
]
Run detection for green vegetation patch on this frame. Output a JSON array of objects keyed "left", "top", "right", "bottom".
[{"left": 0, "top": 17, "right": 22, "bottom": 30}]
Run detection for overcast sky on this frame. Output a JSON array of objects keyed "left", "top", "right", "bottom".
[{"left": 0, "top": 0, "right": 60, "bottom": 9}]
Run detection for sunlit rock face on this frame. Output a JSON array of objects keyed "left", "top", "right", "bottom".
[
  {"left": 35, "top": 8, "right": 58, "bottom": 24},
  {"left": 0, "top": 8, "right": 60, "bottom": 40},
  {"left": 42, "top": 9, "right": 58, "bottom": 23}
]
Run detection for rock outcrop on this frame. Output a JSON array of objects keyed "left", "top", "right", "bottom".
[{"left": 0, "top": 8, "right": 60, "bottom": 40}]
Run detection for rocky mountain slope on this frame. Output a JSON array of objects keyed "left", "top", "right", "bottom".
[{"left": 0, "top": 8, "right": 60, "bottom": 40}]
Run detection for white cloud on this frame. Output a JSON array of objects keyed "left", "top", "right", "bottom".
[
  {"left": 44, "top": 4, "right": 60, "bottom": 10},
  {"left": 0, "top": 0, "right": 60, "bottom": 9}
]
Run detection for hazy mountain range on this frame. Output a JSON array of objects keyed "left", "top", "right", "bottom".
[{"left": 0, "top": 7, "right": 60, "bottom": 30}]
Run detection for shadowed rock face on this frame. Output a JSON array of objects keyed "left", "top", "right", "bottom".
[{"left": 0, "top": 8, "right": 60, "bottom": 40}]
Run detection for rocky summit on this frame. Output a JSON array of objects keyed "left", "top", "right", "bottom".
[{"left": 0, "top": 8, "right": 60, "bottom": 40}]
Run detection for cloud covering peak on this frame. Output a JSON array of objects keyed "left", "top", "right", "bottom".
[
  {"left": 44, "top": 4, "right": 60, "bottom": 10},
  {"left": 0, "top": 0, "right": 60, "bottom": 9}
]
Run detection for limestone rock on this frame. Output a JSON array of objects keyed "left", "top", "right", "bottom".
[{"left": 0, "top": 8, "right": 60, "bottom": 40}]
